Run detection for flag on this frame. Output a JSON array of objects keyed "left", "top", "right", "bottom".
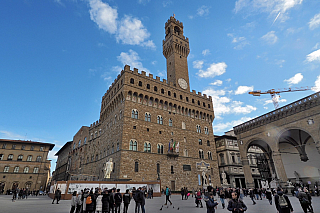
[
  {"left": 173, "top": 141, "right": 176, "bottom": 149},
  {"left": 176, "top": 142, "right": 179, "bottom": 153}
]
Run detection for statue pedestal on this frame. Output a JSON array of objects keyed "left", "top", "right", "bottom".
[{"left": 221, "top": 184, "right": 230, "bottom": 188}]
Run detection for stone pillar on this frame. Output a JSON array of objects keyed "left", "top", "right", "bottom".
[
  {"left": 242, "top": 159, "right": 254, "bottom": 188},
  {"left": 272, "top": 152, "right": 288, "bottom": 185}
]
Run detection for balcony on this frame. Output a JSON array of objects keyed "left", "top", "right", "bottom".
[{"left": 166, "top": 150, "right": 179, "bottom": 158}]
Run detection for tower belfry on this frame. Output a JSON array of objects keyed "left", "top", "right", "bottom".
[{"left": 163, "top": 16, "right": 190, "bottom": 91}]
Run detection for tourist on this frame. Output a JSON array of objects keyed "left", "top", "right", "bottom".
[
  {"left": 205, "top": 192, "right": 218, "bottom": 213},
  {"left": 85, "top": 190, "right": 96, "bottom": 213},
  {"left": 164, "top": 186, "right": 172, "bottom": 205},
  {"left": 102, "top": 189, "right": 110, "bottom": 213},
  {"left": 181, "top": 187, "right": 184, "bottom": 200},
  {"left": 52, "top": 188, "right": 61, "bottom": 204},
  {"left": 227, "top": 192, "right": 247, "bottom": 213},
  {"left": 96, "top": 189, "right": 103, "bottom": 213},
  {"left": 196, "top": 189, "right": 203, "bottom": 208},
  {"left": 123, "top": 189, "right": 131, "bottom": 213},
  {"left": 298, "top": 187, "right": 313, "bottom": 213},
  {"left": 114, "top": 189, "right": 122, "bottom": 213},
  {"left": 109, "top": 189, "right": 115, "bottom": 213},
  {"left": 219, "top": 188, "right": 226, "bottom": 209},
  {"left": 134, "top": 187, "right": 143, "bottom": 213},
  {"left": 70, "top": 191, "right": 77, "bottom": 213},
  {"left": 274, "top": 188, "right": 293, "bottom": 213},
  {"left": 265, "top": 188, "right": 272, "bottom": 205},
  {"left": 249, "top": 188, "right": 256, "bottom": 205},
  {"left": 76, "top": 190, "right": 83, "bottom": 213}
]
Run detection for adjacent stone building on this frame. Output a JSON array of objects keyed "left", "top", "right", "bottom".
[
  {"left": 215, "top": 130, "right": 264, "bottom": 188},
  {"left": 52, "top": 141, "right": 72, "bottom": 181},
  {"left": 0, "top": 139, "right": 54, "bottom": 192},
  {"left": 64, "top": 16, "right": 220, "bottom": 190}
]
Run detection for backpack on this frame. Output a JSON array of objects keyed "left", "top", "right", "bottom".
[
  {"left": 278, "top": 195, "right": 288, "bottom": 208},
  {"left": 86, "top": 195, "right": 92, "bottom": 205}
]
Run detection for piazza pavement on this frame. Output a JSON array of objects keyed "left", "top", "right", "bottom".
[{"left": 0, "top": 194, "right": 319, "bottom": 213}]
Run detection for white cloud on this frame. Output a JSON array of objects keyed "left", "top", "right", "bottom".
[
  {"left": 210, "top": 80, "right": 223, "bottom": 86},
  {"left": 193, "top": 60, "right": 204, "bottom": 69},
  {"left": 284, "top": 73, "right": 303, "bottom": 85},
  {"left": 0, "top": 130, "right": 26, "bottom": 140},
  {"left": 116, "top": 15, "right": 155, "bottom": 48},
  {"left": 202, "top": 88, "right": 256, "bottom": 119},
  {"left": 197, "top": 5, "right": 210, "bottom": 16},
  {"left": 89, "top": 0, "right": 118, "bottom": 34},
  {"left": 234, "top": 0, "right": 303, "bottom": 22},
  {"left": 202, "top": 49, "right": 210, "bottom": 56},
  {"left": 89, "top": 0, "right": 154, "bottom": 48},
  {"left": 235, "top": 86, "right": 254, "bottom": 95},
  {"left": 228, "top": 34, "right": 249, "bottom": 49},
  {"left": 312, "top": 75, "right": 320, "bottom": 92},
  {"left": 116, "top": 49, "right": 149, "bottom": 73},
  {"left": 309, "top": 13, "right": 320, "bottom": 30},
  {"left": 306, "top": 49, "right": 320, "bottom": 62},
  {"left": 313, "top": 43, "right": 319, "bottom": 50},
  {"left": 138, "top": 0, "right": 150, "bottom": 4},
  {"left": 261, "top": 31, "right": 278, "bottom": 44},
  {"left": 226, "top": 78, "right": 232, "bottom": 82},
  {"left": 275, "top": 59, "right": 285, "bottom": 67},
  {"left": 162, "top": 1, "right": 173, "bottom": 7},
  {"left": 213, "top": 117, "right": 253, "bottom": 134},
  {"left": 197, "top": 62, "right": 227, "bottom": 78}
]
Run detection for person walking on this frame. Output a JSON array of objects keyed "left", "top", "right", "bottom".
[
  {"left": 134, "top": 187, "right": 143, "bottom": 213},
  {"left": 219, "top": 188, "right": 226, "bottom": 209},
  {"left": 76, "top": 190, "right": 83, "bottom": 213},
  {"left": 123, "top": 189, "right": 131, "bottom": 213},
  {"left": 181, "top": 187, "right": 185, "bottom": 200},
  {"left": 265, "top": 189, "right": 272, "bottom": 205},
  {"left": 274, "top": 188, "right": 293, "bottom": 213},
  {"left": 249, "top": 189, "right": 256, "bottom": 205},
  {"left": 227, "top": 192, "right": 247, "bottom": 213},
  {"left": 205, "top": 192, "right": 219, "bottom": 213},
  {"left": 164, "top": 186, "right": 172, "bottom": 205},
  {"left": 52, "top": 188, "right": 61, "bottom": 204},
  {"left": 196, "top": 189, "right": 203, "bottom": 208},
  {"left": 96, "top": 190, "right": 103, "bottom": 213},
  {"left": 114, "top": 189, "right": 122, "bottom": 213},
  {"left": 70, "top": 191, "right": 77, "bottom": 213},
  {"left": 298, "top": 187, "right": 313, "bottom": 213}
]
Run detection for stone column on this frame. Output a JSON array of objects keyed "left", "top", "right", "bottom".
[
  {"left": 242, "top": 159, "right": 254, "bottom": 188},
  {"left": 272, "top": 151, "right": 288, "bottom": 185}
]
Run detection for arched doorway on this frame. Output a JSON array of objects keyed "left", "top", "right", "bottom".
[
  {"left": 25, "top": 181, "right": 32, "bottom": 190},
  {"left": 244, "top": 139, "right": 276, "bottom": 189},
  {"left": 278, "top": 129, "right": 320, "bottom": 185}
]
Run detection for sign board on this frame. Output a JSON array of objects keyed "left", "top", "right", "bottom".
[{"left": 183, "top": 165, "right": 191, "bottom": 171}]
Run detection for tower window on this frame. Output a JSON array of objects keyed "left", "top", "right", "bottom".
[
  {"left": 130, "top": 78, "right": 134, "bottom": 84},
  {"left": 174, "top": 93, "right": 176, "bottom": 98},
  {"left": 168, "top": 91, "right": 171, "bottom": 96},
  {"left": 138, "top": 81, "right": 142, "bottom": 86},
  {"left": 147, "top": 84, "right": 150, "bottom": 89},
  {"left": 198, "top": 100, "right": 200, "bottom": 105},
  {"left": 192, "top": 99, "right": 195, "bottom": 103},
  {"left": 171, "top": 165, "right": 174, "bottom": 174},
  {"left": 186, "top": 97, "right": 189, "bottom": 102},
  {"left": 180, "top": 95, "right": 183, "bottom": 100},
  {"left": 161, "top": 89, "right": 164, "bottom": 94},
  {"left": 154, "top": 86, "right": 158, "bottom": 92}
]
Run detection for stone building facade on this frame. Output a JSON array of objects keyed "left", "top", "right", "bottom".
[
  {"left": 215, "top": 131, "right": 264, "bottom": 188},
  {"left": 52, "top": 141, "right": 72, "bottom": 181},
  {"left": 65, "top": 16, "right": 220, "bottom": 190},
  {"left": 0, "top": 139, "right": 54, "bottom": 192}
]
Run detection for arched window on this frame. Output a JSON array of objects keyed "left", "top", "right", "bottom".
[
  {"left": 84, "top": 137, "right": 87, "bottom": 144},
  {"left": 161, "top": 88, "right": 164, "bottom": 94},
  {"left": 24, "top": 167, "right": 29, "bottom": 173},
  {"left": 33, "top": 167, "right": 39, "bottom": 173},
  {"left": 17, "top": 155, "right": 23, "bottom": 161},
  {"left": 14, "top": 166, "right": 19, "bottom": 173},
  {"left": 7, "top": 154, "right": 13, "bottom": 160},
  {"left": 204, "top": 127, "right": 209, "bottom": 135},
  {"left": 129, "top": 140, "right": 137, "bottom": 151},
  {"left": 154, "top": 86, "right": 158, "bottom": 92},
  {"left": 27, "top": 155, "right": 32, "bottom": 161},
  {"left": 157, "top": 144, "right": 164, "bottom": 154},
  {"left": 131, "top": 109, "right": 138, "bottom": 119},
  {"left": 169, "top": 118, "right": 173, "bottom": 127},
  {"left": 135, "top": 162, "right": 139, "bottom": 172},
  {"left": 199, "top": 139, "right": 202, "bottom": 145},
  {"left": 208, "top": 151, "right": 212, "bottom": 160},
  {"left": 145, "top": 113, "right": 151, "bottom": 122},
  {"left": 130, "top": 78, "right": 134, "bottom": 84},
  {"left": 36, "top": 156, "right": 42, "bottom": 162},
  {"left": 184, "top": 149, "right": 188, "bottom": 157},
  {"left": 138, "top": 81, "right": 142, "bottom": 86},
  {"left": 78, "top": 140, "right": 81, "bottom": 147},
  {"left": 144, "top": 142, "right": 151, "bottom": 153},
  {"left": 73, "top": 143, "right": 76, "bottom": 150},
  {"left": 157, "top": 115, "right": 163, "bottom": 124},
  {"left": 199, "top": 150, "right": 204, "bottom": 159},
  {"left": 25, "top": 181, "right": 32, "bottom": 189},
  {"left": 3, "top": 166, "right": 9, "bottom": 172},
  {"left": 196, "top": 125, "right": 201, "bottom": 133}
]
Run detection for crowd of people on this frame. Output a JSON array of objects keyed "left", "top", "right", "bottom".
[
  {"left": 60, "top": 186, "right": 153, "bottom": 213},
  {"left": 10, "top": 188, "right": 45, "bottom": 201}
]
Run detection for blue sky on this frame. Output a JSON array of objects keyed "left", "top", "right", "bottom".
[{"left": 1, "top": 0, "right": 320, "bottom": 173}]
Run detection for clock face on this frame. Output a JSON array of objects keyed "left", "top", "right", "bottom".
[{"left": 178, "top": 78, "right": 188, "bottom": 89}]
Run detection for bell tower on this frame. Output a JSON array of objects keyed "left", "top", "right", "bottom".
[{"left": 163, "top": 16, "right": 190, "bottom": 91}]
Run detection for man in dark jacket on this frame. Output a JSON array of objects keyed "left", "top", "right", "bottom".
[
  {"left": 52, "top": 188, "right": 61, "bottom": 204},
  {"left": 102, "top": 189, "right": 110, "bottom": 213},
  {"left": 205, "top": 192, "right": 219, "bottom": 213},
  {"left": 265, "top": 189, "right": 272, "bottom": 205},
  {"left": 109, "top": 189, "right": 115, "bottom": 213},
  {"left": 134, "top": 187, "right": 143, "bottom": 213},
  {"left": 86, "top": 190, "right": 96, "bottom": 213},
  {"left": 227, "top": 192, "right": 247, "bottom": 213},
  {"left": 114, "top": 189, "right": 122, "bottom": 213},
  {"left": 123, "top": 189, "right": 131, "bottom": 213},
  {"left": 274, "top": 189, "right": 293, "bottom": 213}
]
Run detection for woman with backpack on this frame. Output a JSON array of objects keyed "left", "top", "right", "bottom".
[
  {"left": 196, "top": 189, "right": 203, "bottom": 208},
  {"left": 85, "top": 190, "right": 96, "bottom": 213},
  {"left": 274, "top": 188, "right": 293, "bottom": 213}
]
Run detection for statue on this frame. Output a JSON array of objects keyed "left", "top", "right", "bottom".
[
  {"left": 104, "top": 158, "right": 113, "bottom": 179},
  {"left": 287, "top": 180, "right": 293, "bottom": 187},
  {"left": 221, "top": 172, "right": 228, "bottom": 185},
  {"left": 202, "top": 170, "right": 208, "bottom": 186}
]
